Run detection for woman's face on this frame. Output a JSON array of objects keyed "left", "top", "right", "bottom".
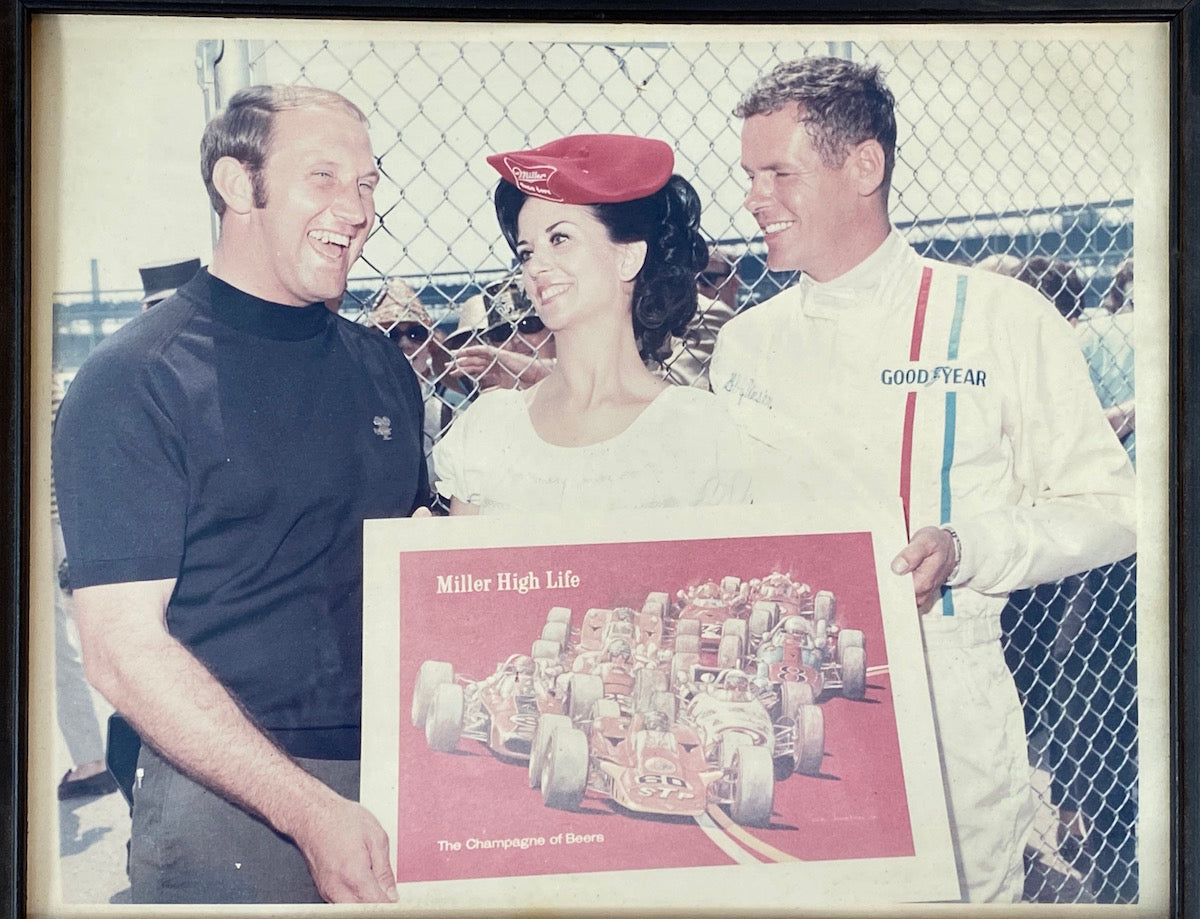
[{"left": 514, "top": 197, "right": 640, "bottom": 333}]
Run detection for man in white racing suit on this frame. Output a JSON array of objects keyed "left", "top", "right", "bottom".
[{"left": 711, "top": 56, "right": 1136, "bottom": 902}]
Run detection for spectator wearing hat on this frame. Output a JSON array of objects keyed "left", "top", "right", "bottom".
[
  {"left": 364, "top": 276, "right": 443, "bottom": 380},
  {"left": 444, "top": 273, "right": 556, "bottom": 393},
  {"left": 138, "top": 257, "right": 201, "bottom": 311},
  {"left": 433, "top": 133, "right": 751, "bottom": 515}
]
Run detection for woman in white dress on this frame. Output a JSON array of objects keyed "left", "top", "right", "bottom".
[{"left": 434, "top": 133, "right": 751, "bottom": 515}]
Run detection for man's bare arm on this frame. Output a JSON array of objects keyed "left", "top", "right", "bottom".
[
  {"left": 449, "top": 344, "right": 555, "bottom": 388},
  {"left": 73, "top": 579, "right": 397, "bottom": 904}
]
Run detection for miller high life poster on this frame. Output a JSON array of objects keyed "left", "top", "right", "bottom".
[{"left": 362, "top": 503, "right": 959, "bottom": 911}]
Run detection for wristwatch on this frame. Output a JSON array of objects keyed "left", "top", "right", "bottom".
[{"left": 941, "top": 525, "right": 962, "bottom": 583}]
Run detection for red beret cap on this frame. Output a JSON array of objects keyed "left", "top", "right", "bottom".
[{"left": 487, "top": 134, "right": 674, "bottom": 205}]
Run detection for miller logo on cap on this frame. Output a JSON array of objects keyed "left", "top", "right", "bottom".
[
  {"left": 503, "top": 158, "right": 563, "bottom": 202},
  {"left": 487, "top": 134, "right": 674, "bottom": 205}
]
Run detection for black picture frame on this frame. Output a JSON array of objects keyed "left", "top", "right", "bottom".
[{"left": 4, "top": 1, "right": 1196, "bottom": 915}]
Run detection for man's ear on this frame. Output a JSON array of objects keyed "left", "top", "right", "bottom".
[
  {"left": 211, "top": 156, "right": 257, "bottom": 216},
  {"left": 617, "top": 240, "right": 648, "bottom": 283},
  {"left": 852, "top": 140, "right": 887, "bottom": 199}
]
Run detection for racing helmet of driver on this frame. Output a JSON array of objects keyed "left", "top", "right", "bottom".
[
  {"left": 605, "top": 638, "right": 633, "bottom": 663},
  {"left": 782, "top": 615, "right": 808, "bottom": 637},
  {"left": 514, "top": 655, "right": 536, "bottom": 676},
  {"left": 642, "top": 710, "right": 670, "bottom": 733},
  {"left": 724, "top": 669, "right": 751, "bottom": 696}
]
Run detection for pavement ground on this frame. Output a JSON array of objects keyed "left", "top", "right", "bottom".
[{"left": 53, "top": 688, "right": 132, "bottom": 905}]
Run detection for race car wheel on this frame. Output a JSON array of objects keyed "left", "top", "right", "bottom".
[
  {"left": 529, "top": 713, "right": 572, "bottom": 788},
  {"left": 748, "top": 602, "right": 776, "bottom": 642},
  {"left": 546, "top": 606, "right": 572, "bottom": 625},
  {"left": 632, "top": 668, "right": 669, "bottom": 713},
  {"left": 567, "top": 673, "right": 604, "bottom": 721},
  {"left": 722, "top": 618, "right": 748, "bottom": 644},
  {"left": 730, "top": 745, "right": 774, "bottom": 827},
  {"left": 425, "top": 682, "right": 464, "bottom": 753},
  {"left": 717, "top": 634, "right": 744, "bottom": 669},
  {"left": 794, "top": 703, "right": 825, "bottom": 775},
  {"left": 532, "top": 639, "right": 560, "bottom": 661},
  {"left": 718, "top": 731, "right": 755, "bottom": 770},
  {"left": 411, "top": 660, "right": 454, "bottom": 728},
  {"left": 814, "top": 591, "right": 836, "bottom": 624},
  {"left": 541, "top": 727, "right": 589, "bottom": 810},
  {"left": 676, "top": 618, "right": 701, "bottom": 639},
  {"left": 675, "top": 634, "right": 701, "bottom": 656},
  {"left": 772, "top": 717, "right": 798, "bottom": 781},
  {"left": 541, "top": 620, "right": 569, "bottom": 649},
  {"left": 649, "top": 690, "right": 677, "bottom": 723},
  {"left": 644, "top": 592, "right": 671, "bottom": 617},
  {"left": 841, "top": 645, "right": 867, "bottom": 700},
  {"left": 780, "top": 679, "right": 816, "bottom": 719},
  {"left": 838, "top": 628, "right": 865, "bottom": 656}
]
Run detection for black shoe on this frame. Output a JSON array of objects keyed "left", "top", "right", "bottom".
[{"left": 57, "top": 768, "right": 119, "bottom": 800}]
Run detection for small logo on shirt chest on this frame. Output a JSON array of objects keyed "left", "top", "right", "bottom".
[{"left": 373, "top": 416, "right": 393, "bottom": 440}]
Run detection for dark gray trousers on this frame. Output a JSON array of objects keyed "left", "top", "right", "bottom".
[{"left": 129, "top": 745, "right": 360, "bottom": 904}]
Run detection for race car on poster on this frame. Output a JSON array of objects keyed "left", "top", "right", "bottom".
[
  {"left": 564, "top": 635, "right": 677, "bottom": 719},
  {"left": 666, "top": 664, "right": 826, "bottom": 778},
  {"left": 686, "top": 668, "right": 825, "bottom": 778},
  {"left": 527, "top": 693, "right": 777, "bottom": 827},
  {"left": 754, "top": 613, "right": 867, "bottom": 703},
  {"left": 743, "top": 573, "right": 836, "bottom": 645},
  {"left": 672, "top": 577, "right": 753, "bottom": 670},
  {"left": 411, "top": 652, "right": 566, "bottom": 760},
  {"left": 410, "top": 601, "right": 677, "bottom": 763},
  {"left": 572, "top": 597, "right": 667, "bottom": 661}
]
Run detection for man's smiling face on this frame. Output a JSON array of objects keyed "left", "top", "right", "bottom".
[
  {"left": 246, "top": 104, "right": 378, "bottom": 306},
  {"left": 740, "top": 102, "right": 866, "bottom": 281}
]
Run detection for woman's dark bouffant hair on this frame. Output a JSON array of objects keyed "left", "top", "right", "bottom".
[{"left": 494, "top": 175, "right": 709, "bottom": 360}]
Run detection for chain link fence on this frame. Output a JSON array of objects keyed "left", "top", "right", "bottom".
[{"left": 191, "top": 34, "right": 1136, "bottom": 904}]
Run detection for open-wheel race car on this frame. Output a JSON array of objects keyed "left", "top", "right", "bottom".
[
  {"left": 754, "top": 613, "right": 867, "bottom": 703},
  {"left": 410, "top": 652, "right": 567, "bottom": 759},
  {"left": 527, "top": 690, "right": 777, "bottom": 827},
  {"left": 743, "top": 574, "right": 836, "bottom": 644},
  {"left": 563, "top": 634, "right": 680, "bottom": 721},
  {"left": 572, "top": 599, "right": 666, "bottom": 662},
  {"left": 672, "top": 577, "right": 754, "bottom": 671},
  {"left": 669, "top": 665, "right": 826, "bottom": 778}
]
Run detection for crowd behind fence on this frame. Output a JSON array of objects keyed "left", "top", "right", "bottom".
[{"left": 52, "top": 34, "right": 1138, "bottom": 904}]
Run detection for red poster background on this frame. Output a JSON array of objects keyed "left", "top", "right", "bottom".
[{"left": 394, "top": 531, "right": 914, "bottom": 882}]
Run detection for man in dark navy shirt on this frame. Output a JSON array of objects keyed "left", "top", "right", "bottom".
[{"left": 53, "top": 85, "right": 428, "bottom": 904}]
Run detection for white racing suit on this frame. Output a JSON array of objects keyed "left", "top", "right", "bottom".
[{"left": 710, "top": 231, "right": 1136, "bottom": 902}]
